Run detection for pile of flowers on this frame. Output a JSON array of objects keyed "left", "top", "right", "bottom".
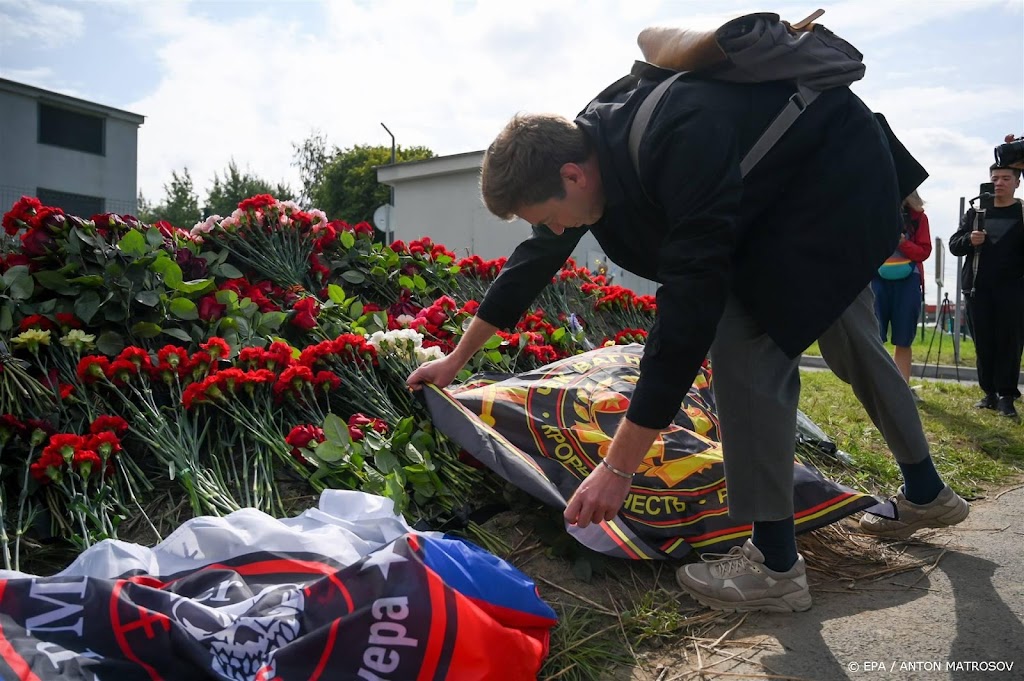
[{"left": 0, "top": 193, "right": 656, "bottom": 569}]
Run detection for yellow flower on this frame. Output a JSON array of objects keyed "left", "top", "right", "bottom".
[
  {"left": 59, "top": 329, "right": 97, "bottom": 352},
  {"left": 11, "top": 328, "right": 51, "bottom": 352}
]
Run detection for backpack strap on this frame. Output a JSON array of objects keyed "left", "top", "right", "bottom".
[
  {"left": 627, "top": 71, "right": 687, "bottom": 185},
  {"left": 627, "top": 78, "right": 818, "bottom": 193},
  {"left": 739, "top": 84, "right": 818, "bottom": 176}
]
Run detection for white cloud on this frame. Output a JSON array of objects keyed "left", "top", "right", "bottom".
[
  {"left": 0, "top": 0, "right": 84, "bottom": 48},
  {"left": 97, "top": 0, "right": 1018, "bottom": 254}
]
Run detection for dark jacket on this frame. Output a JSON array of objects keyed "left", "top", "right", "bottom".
[
  {"left": 949, "top": 201, "right": 1024, "bottom": 292},
  {"left": 477, "top": 76, "right": 902, "bottom": 429}
]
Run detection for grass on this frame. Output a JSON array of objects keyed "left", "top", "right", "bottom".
[
  {"left": 799, "top": 370, "right": 1024, "bottom": 499},
  {"left": 805, "top": 328, "right": 977, "bottom": 368},
  {"left": 535, "top": 368, "right": 1024, "bottom": 678}
]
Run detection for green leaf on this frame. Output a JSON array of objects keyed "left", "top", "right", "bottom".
[
  {"left": 151, "top": 255, "right": 183, "bottom": 288},
  {"left": 384, "top": 476, "right": 407, "bottom": 512},
  {"left": 323, "top": 413, "right": 350, "bottom": 445},
  {"left": 169, "top": 298, "right": 199, "bottom": 320},
  {"left": 412, "top": 274, "right": 426, "bottom": 291},
  {"left": 0, "top": 305, "right": 13, "bottom": 332},
  {"left": 131, "top": 321, "right": 163, "bottom": 338},
  {"left": 405, "top": 442, "right": 425, "bottom": 465},
  {"left": 3, "top": 266, "right": 33, "bottom": 300},
  {"left": 117, "top": 230, "right": 148, "bottom": 257},
  {"left": 135, "top": 290, "right": 161, "bottom": 307},
  {"left": 340, "top": 231, "right": 356, "bottom": 250},
  {"left": 103, "top": 305, "right": 127, "bottom": 322},
  {"left": 327, "top": 284, "right": 346, "bottom": 304},
  {"left": 485, "top": 350, "right": 503, "bottom": 364},
  {"left": 176, "top": 278, "right": 213, "bottom": 294},
  {"left": 145, "top": 228, "right": 165, "bottom": 248},
  {"left": 483, "top": 334, "right": 504, "bottom": 350},
  {"left": 341, "top": 270, "right": 365, "bottom": 285},
  {"left": 256, "top": 311, "right": 286, "bottom": 333},
  {"left": 314, "top": 441, "right": 347, "bottom": 463},
  {"left": 215, "top": 263, "right": 245, "bottom": 279},
  {"left": 374, "top": 449, "right": 401, "bottom": 474},
  {"left": 215, "top": 289, "right": 239, "bottom": 306},
  {"left": 96, "top": 331, "right": 125, "bottom": 356},
  {"left": 370, "top": 266, "right": 388, "bottom": 278},
  {"left": 162, "top": 327, "right": 192, "bottom": 342},
  {"left": 350, "top": 301, "right": 364, "bottom": 319},
  {"left": 370, "top": 311, "right": 388, "bottom": 330},
  {"left": 398, "top": 275, "right": 414, "bottom": 290},
  {"left": 67, "top": 274, "right": 105, "bottom": 287},
  {"left": 552, "top": 327, "right": 566, "bottom": 342},
  {"left": 33, "top": 270, "right": 69, "bottom": 291},
  {"left": 74, "top": 291, "right": 101, "bottom": 324}
]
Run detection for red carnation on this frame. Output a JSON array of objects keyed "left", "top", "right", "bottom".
[{"left": 290, "top": 298, "right": 320, "bottom": 331}]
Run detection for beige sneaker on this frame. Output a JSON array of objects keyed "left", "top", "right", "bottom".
[
  {"left": 675, "top": 539, "right": 811, "bottom": 613},
  {"left": 860, "top": 485, "right": 969, "bottom": 538}
]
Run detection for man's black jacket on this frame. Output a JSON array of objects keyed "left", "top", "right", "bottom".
[{"left": 476, "top": 76, "right": 903, "bottom": 429}]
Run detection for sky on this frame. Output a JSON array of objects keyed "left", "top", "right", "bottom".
[{"left": 1, "top": 0, "right": 1022, "bottom": 302}]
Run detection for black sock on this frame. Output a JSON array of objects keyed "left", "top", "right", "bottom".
[
  {"left": 899, "top": 458, "right": 944, "bottom": 504},
  {"left": 751, "top": 517, "right": 797, "bottom": 572}
]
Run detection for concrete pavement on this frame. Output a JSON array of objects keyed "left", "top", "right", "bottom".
[{"left": 663, "top": 485, "right": 1024, "bottom": 680}]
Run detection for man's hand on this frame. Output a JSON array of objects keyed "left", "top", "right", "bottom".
[
  {"left": 564, "top": 463, "right": 634, "bottom": 527},
  {"left": 970, "top": 230, "right": 986, "bottom": 246},
  {"left": 406, "top": 355, "right": 463, "bottom": 391}
]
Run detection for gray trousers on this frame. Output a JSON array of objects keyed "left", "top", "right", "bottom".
[{"left": 709, "top": 287, "right": 930, "bottom": 522}]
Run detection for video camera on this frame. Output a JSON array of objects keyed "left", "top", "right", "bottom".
[{"left": 995, "top": 136, "right": 1024, "bottom": 167}]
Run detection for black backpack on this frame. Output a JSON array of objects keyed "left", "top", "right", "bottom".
[{"left": 584, "top": 11, "right": 866, "bottom": 183}]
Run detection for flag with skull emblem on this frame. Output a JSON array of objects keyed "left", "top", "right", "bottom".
[{"left": 0, "top": 491, "right": 556, "bottom": 680}]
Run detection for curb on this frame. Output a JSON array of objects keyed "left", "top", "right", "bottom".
[{"left": 799, "top": 354, "right": 977, "bottom": 383}]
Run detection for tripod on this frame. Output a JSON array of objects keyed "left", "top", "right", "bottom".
[{"left": 920, "top": 292, "right": 961, "bottom": 381}]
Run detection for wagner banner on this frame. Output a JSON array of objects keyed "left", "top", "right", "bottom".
[
  {"left": 0, "top": 491, "right": 556, "bottom": 681},
  {"left": 425, "top": 344, "right": 876, "bottom": 560}
]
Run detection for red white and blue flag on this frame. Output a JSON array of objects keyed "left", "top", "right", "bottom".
[{"left": 0, "top": 491, "right": 556, "bottom": 680}]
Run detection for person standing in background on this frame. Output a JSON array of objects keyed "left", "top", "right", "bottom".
[
  {"left": 949, "top": 163, "right": 1024, "bottom": 418},
  {"left": 872, "top": 191, "right": 931, "bottom": 389}
]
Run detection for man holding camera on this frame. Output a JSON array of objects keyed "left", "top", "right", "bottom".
[{"left": 949, "top": 152, "right": 1024, "bottom": 418}]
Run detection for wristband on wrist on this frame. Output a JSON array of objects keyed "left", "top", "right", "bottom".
[{"left": 600, "top": 458, "right": 634, "bottom": 479}]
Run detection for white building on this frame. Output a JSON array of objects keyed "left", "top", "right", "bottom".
[
  {"left": 376, "top": 151, "right": 656, "bottom": 295},
  {"left": 0, "top": 78, "right": 145, "bottom": 217}
]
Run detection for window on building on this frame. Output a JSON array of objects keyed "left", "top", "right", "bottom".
[
  {"left": 37, "top": 103, "right": 105, "bottom": 155},
  {"left": 36, "top": 188, "right": 104, "bottom": 218}
]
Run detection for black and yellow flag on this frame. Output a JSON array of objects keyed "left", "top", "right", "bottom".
[{"left": 425, "top": 344, "right": 876, "bottom": 559}]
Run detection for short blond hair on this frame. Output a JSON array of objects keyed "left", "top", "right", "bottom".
[{"left": 480, "top": 113, "right": 591, "bottom": 220}]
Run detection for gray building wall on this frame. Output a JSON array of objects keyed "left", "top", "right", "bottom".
[
  {"left": 0, "top": 78, "right": 144, "bottom": 215},
  {"left": 377, "top": 151, "right": 656, "bottom": 295}
]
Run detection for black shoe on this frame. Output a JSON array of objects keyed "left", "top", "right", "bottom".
[
  {"left": 996, "top": 396, "right": 1018, "bottom": 418},
  {"left": 974, "top": 394, "right": 997, "bottom": 409}
]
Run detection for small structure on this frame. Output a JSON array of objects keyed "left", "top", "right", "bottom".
[
  {"left": 0, "top": 77, "right": 145, "bottom": 216},
  {"left": 377, "top": 151, "right": 656, "bottom": 295}
]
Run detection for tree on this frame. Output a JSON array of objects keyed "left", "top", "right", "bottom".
[
  {"left": 204, "top": 160, "right": 294, "bottom": 218},
  {"left": 309, "top": 144, "right": 434, "bottom": 224},
  {"left": 138, "top": 168, "right": 201, "bottom": 228},
  {"left": 135, "top": 191, "right": 157, "bottom": 224},
  {"left": 292, "top": 130, "right": 329, "bottom": 207}
]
